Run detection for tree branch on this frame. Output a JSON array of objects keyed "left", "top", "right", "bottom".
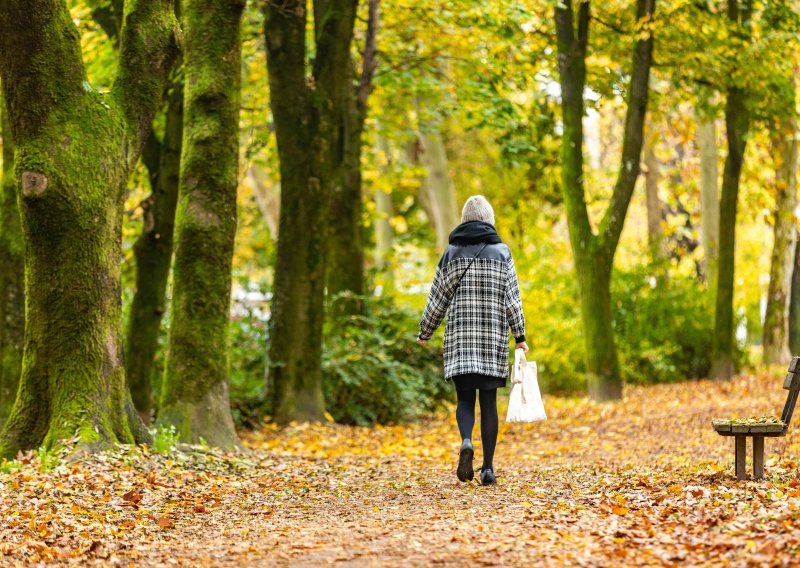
[
  {"left": 113, "top": 0, "right": 180, "bottom": 161},
  {"left": 89, "top": 0, "right": 124, "bottom": 44},
  {"left": 356, "top": 0, "right": 380, "bottom": 111},
  {"left": 598, "top": 0, "right": 656, "bottom": 256}
]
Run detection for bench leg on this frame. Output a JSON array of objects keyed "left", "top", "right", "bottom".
[
  {"left": 735, "top": 435, "right": 747, "bottom": 481},
  {"left": 753, "top": 435, "right": 765, "bottom": 480}
]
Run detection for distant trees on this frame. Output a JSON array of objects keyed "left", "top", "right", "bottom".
[
  {"left": 0, "top": 0, "right": 179, "bottom": 457},
  {"left": 554, "top": 0, "right": 656, "bottom": 400}
]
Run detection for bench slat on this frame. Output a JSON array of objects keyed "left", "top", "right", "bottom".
[{"left": 790, "top": 357, "right": 800, "bottom": 373}]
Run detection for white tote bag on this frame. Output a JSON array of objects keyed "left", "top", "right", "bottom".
[{"left": 506, "top": 348, "right": 547, "bottom": 423}]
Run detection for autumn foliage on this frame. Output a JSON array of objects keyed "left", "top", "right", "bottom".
[{"left": 2, "top": 371, "right": 800, "bottom": 565}]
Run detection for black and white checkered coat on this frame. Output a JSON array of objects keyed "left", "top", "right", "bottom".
[{"left": 419, "top": 242, "right": 525, "bottom": 379}]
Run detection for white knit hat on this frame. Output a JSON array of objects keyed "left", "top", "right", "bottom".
[{"left": 461, "top": 195, "right": 495, "bottom": 226}]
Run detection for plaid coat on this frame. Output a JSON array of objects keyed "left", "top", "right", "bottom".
[{"left": 418, "top": 241, "right": 525, "bottom": 380}]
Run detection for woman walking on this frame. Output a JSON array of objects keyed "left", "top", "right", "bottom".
[{"left": 417, "top": 195, "right": 527, "bottom": 486}]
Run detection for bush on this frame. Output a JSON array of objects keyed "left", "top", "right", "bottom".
[
  {"left": 226, "top": 294, "right": 451, "bottom": 428},
  {"left": 322, "top": 296, "right": 451, "bottom": 426},
  {"left": 613, "top": 267, "right": 715, "bottom": 384}
]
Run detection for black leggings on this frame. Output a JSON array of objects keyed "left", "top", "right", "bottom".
[{"left": 456, "top": 388, "right": 498, "bottom": 471}]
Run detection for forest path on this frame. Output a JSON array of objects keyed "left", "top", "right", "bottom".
[{"left": 2, "top": 372, "right": 800, "bottom": 566}]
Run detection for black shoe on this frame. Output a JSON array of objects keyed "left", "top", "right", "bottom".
[
  {"left": 480, "top": 467, "right": 496, "bottom": 486},
  {"left": 457, "top": 439, "right": 474, "bottom": 482}
]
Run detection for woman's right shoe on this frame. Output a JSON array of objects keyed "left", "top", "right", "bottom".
[
  {"left": 457, "top": 439, "right": 474, "bottom": 482},
  {"left": 480, "top": 467, "right": 497, "bottom": 486}
]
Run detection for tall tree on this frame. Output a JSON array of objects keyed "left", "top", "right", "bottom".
[
  {"left": 0, "top": 94, "right": 23, "bottom": 428},
  {"left": 0, "top": 0, "right": 178, "bottom": 457},
  {"left": 373, "top": 133, "right": 395, "bottom": 295},
  {"left": 126, "top": 77, "right": 184, "bottom": 421},
  {"left": 88, "top": 3, "right": 184, "bottom": 421},
  {"left": 554, "top": 0, "right": 656, "bottom": 400},
  {"left": 264, "top": 0, "right": 359, "bottom": 423},
  {"left": 157, "top": 0, "right": 244, "bottom": 449},
  {"left": 711, "top": 0, "right": 752, "bottom": 380},
  {"left": 697, "top": 110, "right": 720, "bottom": 296},
  {"left": 412, "top": 125, "right": 460, "bottom": 251},
  {"left": 643, "top": 127, "right": 664, "bottom": 261},
  {"left": 763, "top": 116, "right": 798, "bottom": 365},
  {"left": 327, "top": 0, "right": 380, "bottom": 315}
]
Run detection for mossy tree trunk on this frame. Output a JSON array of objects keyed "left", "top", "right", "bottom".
[
  {"left": 157, "top": 0, "right": 244, "bottom": 449},
  {"left": 88, "top": 3, "right": 184, "bottom": 423},
  {"left": 0, "top": 94, "right": 24, "bottom": 428},
  {"left": 555, "top": 0, "right": 655, "bottom": 401},
  {"left": 711, "top": 0, "right": 752, "bottom": 380},
  {"left": 0, "top": 0, "right": 178, "bottom": 458},
  {"left": 127, "top": 76, "right": 184, "bottom": 422},
  {"left": 327, "top": 0, "right": 380, "bottom": 316},
  {"left": 264, "top": 0, "right": 359, "bottom": 423},
  {"left": 763, "top": 117, "right": 798, "bottom": 365}
]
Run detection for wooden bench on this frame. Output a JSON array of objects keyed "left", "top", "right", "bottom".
[{"left": 712, "top": 357, "right": 800, "bottom": 481}]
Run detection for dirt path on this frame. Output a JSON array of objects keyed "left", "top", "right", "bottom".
[{"left": 2, "top": 372, "right": 800, "bottom": 566}]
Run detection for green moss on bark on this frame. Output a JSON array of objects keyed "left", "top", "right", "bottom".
[
  {"left": 157, "top": 0, "right": 244, "bottom": 450},
  {"left": 555, "top": 0, "right": 654, "bottom": 401},
  {"left": 265, "top": 0, "right": 358, "bottom": 424},
  {"left": 0, "top": 0, "right": 177, "bottom": 458},
  {"left": 0, "top": 94, "right": 24, "bottom": 428},
  {"left": 127, "top": 76, "right": 183, "bottom": 421}
]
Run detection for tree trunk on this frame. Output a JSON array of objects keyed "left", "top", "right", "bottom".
[
  {"left": 157, "top": 0, "right": 243, "bottom": 449},
  {"left": 326, "top": 0, "right": 379, "bottom": 315},
  {"left": 126, "top": 76, "right": 183, "bottom": 422},
  {"left": 555, "top": 0, "right": 655, "bottom": 401},
  {"left": 643, "top": 129, "right": 664, "bottom": 261},
  {"left": 373, "top": 133, "right": 395, "bottom": 295},
  {"left": 789, "top": 240, "right": 800, "bottom": 354},
  {"left": 247, "top": 165, "right": 280, "bottom": 240},
  {"left": 414, "top": 125, "right": 460, "bottom": 251},
  {"left": 0, "top": 0, "right": 178, "bottom": 458},
  {"left": 264, "top": 0, "right": 358, "bottom": 423},
  {"left": 0, "top": 94, "right": 24, "bottom": 428},
  {"left": 763, "top": 118, "right": 798, "bottom": 365},
  {"left": 697, "top": 113, "right": 720, "bottom": 295},
  {"left": 711, "top": 0, "right": 752, "bottom": 380},
  {"left": 327, "top": 80, "right": 366, "bottom": 315}
]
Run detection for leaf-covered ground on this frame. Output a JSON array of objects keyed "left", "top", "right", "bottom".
[{"left": 2, "top": 371, "right": 800, "bottom": 566}]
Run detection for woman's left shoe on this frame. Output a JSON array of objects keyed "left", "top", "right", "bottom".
[{"left": 480, "top": 468, "right": 497, "bottom": 486}]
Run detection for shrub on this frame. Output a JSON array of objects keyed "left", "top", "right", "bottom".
[{"left": 322, "top": 296, "right": 451, "bottom": 426}]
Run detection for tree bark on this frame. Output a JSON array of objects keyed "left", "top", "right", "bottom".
[
  {"left": 412, "top": 121, "right": 460, "bottom": 251},
  {"left": 247, "top": 165, "right": 280, "bottom": 240},
  {"left": 763, "top": 118, "right": 798, "bottom": 365},
  {"left": 697, "top": 111, "right": 720, "bottom": 298},
  {"left": 126, "top": 76, "right": 183, "bottom": 422},
  {"left": 373, "top": 133, "right": 395, "bottom": 295},
  {"left": 157, "top": 0, "right": 244, "bottom": 449},
  {"left": 555, "top": 0, "right": 655, "bottom": 401},
  {"left": 0, "top": 94, "right": 24, "bottom": 428},
  {"left": 789, "top": 238, "right": 800, "bottom": 354},
  {"left": 711, "top": 0, "right": 752, "bottom": 380},
  {"left": 643, "top": 128, "right": 664, "bottom": 261},
  {"left": 0, "top": 0, "right": 178, "bottom": 458},
  {"left": 264, "top": 0, "right": 359, "bottom": 423},
  {"left": 327, "top": 0, "right": 379, "bottom": 315}
]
